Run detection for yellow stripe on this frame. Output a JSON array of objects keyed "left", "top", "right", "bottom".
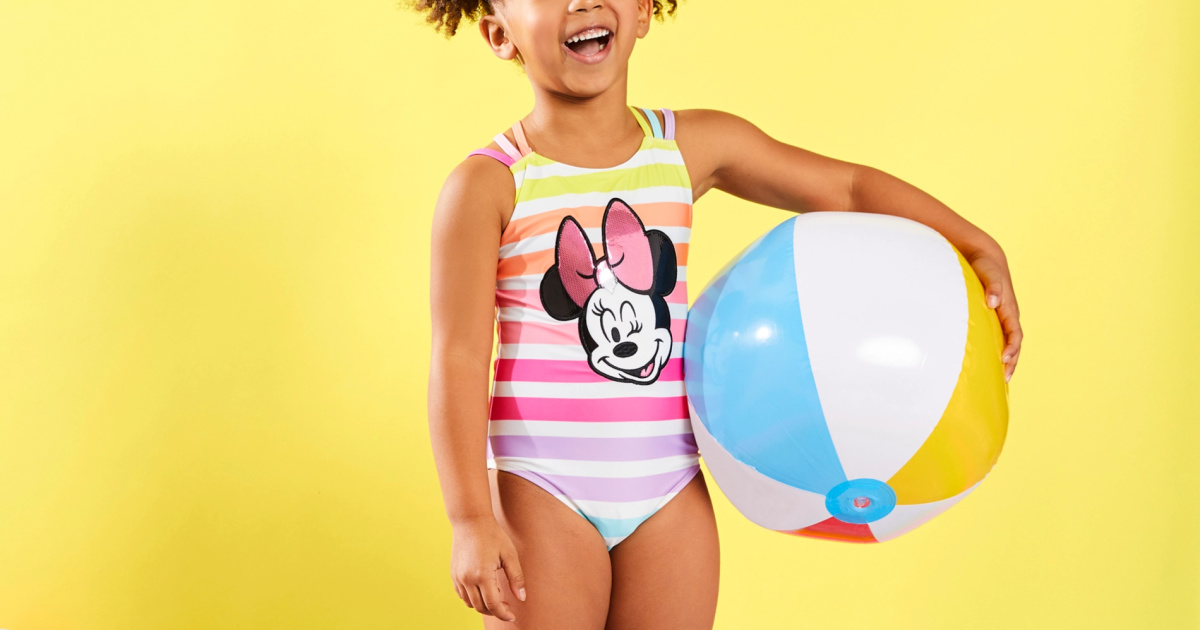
[
  {"left": 517, "top": 137, "right": 680, "bottom": 168},
  {"left": 885, "top": 246, "right": 1010, "bottom": 504},
  {"left": 516, "top": 163, "right": 690, "bottom": 203},
  {"left": 630, "top": 105, "right": 653, "bottom": 136}
]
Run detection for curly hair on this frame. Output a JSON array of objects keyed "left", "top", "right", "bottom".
[{"left": 403, "top": 0, "right": 680, "bottom": 39}]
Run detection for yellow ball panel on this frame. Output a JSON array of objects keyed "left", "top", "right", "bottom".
[{"left": 887, "top": 247, "right": 1009, "bottom": 504}]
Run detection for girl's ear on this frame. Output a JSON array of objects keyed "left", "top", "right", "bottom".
[
  {"left": 479, "top": 14, "right": 518, "bottom": 61},
  {"left": 635, "top": 0, "right": 653, "bottom": 39}
]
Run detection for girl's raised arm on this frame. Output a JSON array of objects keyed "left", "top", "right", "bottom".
[
  {"left": 427, "top": 154, "right": 525, "bottom": 621},
  {"left": 676, "top": 108, "right": 1022, "bottom": 381}
]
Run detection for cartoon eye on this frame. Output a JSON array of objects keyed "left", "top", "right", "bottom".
[
  {"left": 620, "top": 301, "right": 636, "bottom": 323},
  {"left": 598, "top": 308, "right": 617, "bottom": 343}
]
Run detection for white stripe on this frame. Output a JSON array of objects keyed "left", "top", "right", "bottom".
[
  {"left": 498, "top": 341, "right": 685, "bottom": 361},
  {"left": 510, "top": 186, "right": 692, "bottom": 223},
  {"left": 498, "top": 302, "right": 688, "bottom": 326},
  {"left": 488, "top": 418, "right": 694, "bottom": 438},
  {"left": 499, "top": 226, "right": 690, "bottom": 259},
  {"left": 492, "top": 379, "right": 685, "bottom": 399},
  {"left": 567, "top": 492, "right": 682, "bottom": 520},
  {"left": 498, "top": 267, "right": 687, "bottom": 290},
  {"left": 520, "top": 147, "right": 686, "bottom": 182},
  {"left": 490, "top": 453, "right": 700, "bottom": 478}
]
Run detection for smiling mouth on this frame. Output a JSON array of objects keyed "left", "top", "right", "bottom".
[
  {"left": 603, "top": 340, "right": 662, "bottom": 380},
  {"left": 563, "top": 29, "right": 612, "bottom": 59},
  {"left": 621, "top": 355, "right": 655, "bottom": 379}
]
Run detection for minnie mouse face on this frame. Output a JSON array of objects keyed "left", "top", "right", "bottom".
[
  {"left": 581, "top": 281, "right": 672, "bottom": 384},
  {"left": 539, "top": 198, "right": 678, "bottom": 385}
]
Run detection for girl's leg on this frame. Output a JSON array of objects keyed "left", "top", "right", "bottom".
[
  {"left": 604, "top": 470, "right": 720, "bottom": 630},
  {"left": 482, "top": 469, "right": 613, "bottom": 630}
]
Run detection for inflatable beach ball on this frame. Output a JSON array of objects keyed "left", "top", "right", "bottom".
[{"left": 683, "top": 212, "right": 1008, "bottom": 543}]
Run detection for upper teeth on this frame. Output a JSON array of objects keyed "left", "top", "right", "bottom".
[{"left": 567, "top": 28, "right": 610, "bottom": 44}]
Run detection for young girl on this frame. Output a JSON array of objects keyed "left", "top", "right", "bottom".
[{"left": 418, "top": 1, "right": 1024, "bottom": 627}]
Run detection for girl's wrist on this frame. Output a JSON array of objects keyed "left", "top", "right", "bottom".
[
  {"left": 449, "top": 512, "right": 498, "bottom": 530},
  {"left": 962, "top": 234, "right": 1005, "bottom": 263}
]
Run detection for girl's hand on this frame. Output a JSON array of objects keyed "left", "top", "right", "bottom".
[
  {"left": 449, "top": 516, "right": 526, "bottom": 622},
  {"left": 966, "top": 246, "right": 1023, "bottom": 383}
]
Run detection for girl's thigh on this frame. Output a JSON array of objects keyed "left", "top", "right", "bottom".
[
  {"left": 605, "top": 470, "right": 720, "bottom": 630},
  {"left": 482, "top": 469, "right": 613, "bottom": 630}
]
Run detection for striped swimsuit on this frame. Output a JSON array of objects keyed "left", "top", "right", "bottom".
[{"left": 466, "top": 105, "right": 700, "bottom": 550}]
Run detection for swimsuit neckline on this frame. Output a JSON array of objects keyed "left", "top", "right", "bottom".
[{"left": 522, "top": 135, "right": 652, "bottom": 172}]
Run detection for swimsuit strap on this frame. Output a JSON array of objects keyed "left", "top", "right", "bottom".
[
  {"left": 638, "top": 107, "right": 664, "bottom": 139},
  {"left": 492, "top": 132, "right": 523, "bottom": 161},
  {"left": 466, "top": 147, "right": 515, "bottom": 167},
  {"left": 511, "top": 120, "right": 533, "bottom": 156},
  {"left": 662, "top": 108, "right": 675, "bottom": 141},
  {"left": 629, "top": 105, "right": 655, "bottom": 138}
]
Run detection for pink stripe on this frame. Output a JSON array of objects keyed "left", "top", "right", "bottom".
[
  {"left": 498, "top": 319, "right": 580, "bottom": 345},
  {"left": 497, "top": 285, "right": 687, "bottom": 309},
  {"left": 496, "top": 357, "right": 683, "bottom": 383},
  {"left": 467, "top": 148, "right": 514, "bottom": 167},
  {"left": 491, "top": 433, "right": 697, "bottom": 461},
  {"left": 663, "top": 108, "right": 675, "bottom": 140},
  {"left": 489, "top": 395, "right": 689, "bottom": 422},
  {"left": 493, "top": 132, "right": 522, "bottom": 161},
  {"left": 497, "top": 465, "right": 701, "bottom": 502},
  {"left": 499, "top": 318, "right": 687, "bottom": 346}
]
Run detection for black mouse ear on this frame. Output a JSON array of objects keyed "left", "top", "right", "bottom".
[
  {"left": 540, "top": 264, "right": 584, "bottom": 321},
  {"left": 645, "top": 229, "right": 677, "bottom": 297}
]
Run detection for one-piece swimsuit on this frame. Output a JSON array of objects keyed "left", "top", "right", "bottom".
[{"left": 466, "top": 105, "right": 699, "bottom": 550}]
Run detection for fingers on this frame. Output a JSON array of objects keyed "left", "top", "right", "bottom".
[
  {"left": 465, "top": 584, "right": 489, "bottom": 616},
  {"left": 455, "top": 573, "right": 516, "bottom": 622},
  {"left": 454, "top": 581, "right": 468, "bottom": 607},
  {"left": 479, "top": 570, "right": 516, "bottom": 622},
  {"left": 995, "top": 296, "right": 1023, "bottom": 382},
  {"left": 500, "top": 546, "right": 527, "bottom": 603},
  {"left": 981, "top": 272, "right": 1022, "bottom": 383},
  {"left": 1003, "top": 347, "right": 1022, "bottom": 382}
]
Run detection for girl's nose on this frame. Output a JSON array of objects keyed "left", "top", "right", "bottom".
[{"left": 568, "top": 0, "right": 604, "bottom": 13}]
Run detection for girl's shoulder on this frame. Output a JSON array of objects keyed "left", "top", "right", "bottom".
[
  {"left": 437, "top": 142, "right": 516, "bottom": 233},
  {"left": 667, "top": 108, "right": 747, "bottom": 200},
  {"left": 671, "top": 108, "right": 746, "bottom": 141}
]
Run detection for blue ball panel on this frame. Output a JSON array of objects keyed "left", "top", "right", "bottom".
[{"left": 685, "top": 219, "right": 846, "bottom": 495}]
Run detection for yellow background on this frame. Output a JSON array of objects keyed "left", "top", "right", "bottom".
[{"left": 2, "top": 0, "right": 1197, "bottom": 627}]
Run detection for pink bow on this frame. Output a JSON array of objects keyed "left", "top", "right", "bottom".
[{"left": 557, "top": 199, "right": 654, "bottom": 308}]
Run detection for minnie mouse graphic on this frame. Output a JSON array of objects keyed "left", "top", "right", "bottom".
[{"left": 539, "top": 198, "right": 678, "bottom": 386}]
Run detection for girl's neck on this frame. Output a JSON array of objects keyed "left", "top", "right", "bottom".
[{"left": 521, "top": 77, "right": 642, "bottom": 157}]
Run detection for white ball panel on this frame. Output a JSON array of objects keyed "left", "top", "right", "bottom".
[
  {"left": 868, "top": 480, "right": 982, "bottom": 542},
  {"left": 791, "top": 213, "right": 968, "bottom": 482}
]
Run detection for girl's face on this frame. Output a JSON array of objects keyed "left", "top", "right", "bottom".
[{"left": 481, "top": 0, "right": 653, "bottom": 97}]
